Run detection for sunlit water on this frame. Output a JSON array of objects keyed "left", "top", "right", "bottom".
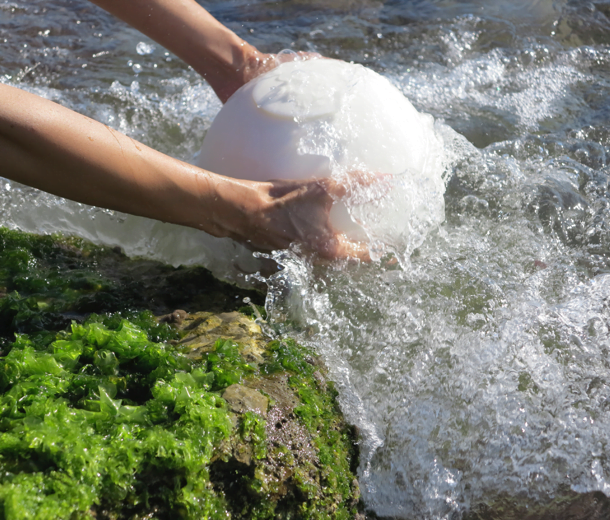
[{"left": 3, "top": 0, "right": 610, "bottom": 518}]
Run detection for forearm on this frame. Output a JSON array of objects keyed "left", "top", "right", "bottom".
[
  {"left": 0, "top": 83, "right": 253, "bottom": 235},
  {"left": 89, "top": 0, "right": 263, "bottom": 102},
  {"left": 0, "top": 85, "right": 366, "bottom": 259}
]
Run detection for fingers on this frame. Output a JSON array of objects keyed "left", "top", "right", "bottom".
[
  {"left": 261, "top": 173, "right": 390, "bottom": 262},
  {"left": 318, "top": 171, "right": 391, "bottom": 205},
  {"left": 266, "top": 179, "right": 315, "bottom": 198},
  {"left": 243, "top": 51, "right": 324, "bottom": 88},
  {"left": 267, "top": 171, "right": 386, "bottom": 200},
  {"left": 318, "top": 234, "right": 371, "bottom": 262},
  {"left": 266, "top": 180, "right": 338, "bottom": 226},
  {"left": 274, "top": 50, "right": 322, "bottom": 65}
]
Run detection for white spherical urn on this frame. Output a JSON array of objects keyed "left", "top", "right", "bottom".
[{"left": 197, "top": 59, "right": 444, "bottom": 242}]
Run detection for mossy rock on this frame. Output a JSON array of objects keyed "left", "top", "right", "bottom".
[
  {"left": 0, "top": 228, "right": 361, "bottom": 519},
  {"left": 0, "top": 226, "right": 264, "bottom": 341},
  {"left": 174, "top": 311, "right": 361, "bottom": 518},
  {"left": 0, "top": 310, "right": 361, "bottom": 519}
]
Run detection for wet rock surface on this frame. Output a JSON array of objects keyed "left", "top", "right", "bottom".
[
  {"left": 0, "top": 227, "right": 264, "bottom": 341},
  {"left": 171, "top": 310, "right": 362, "bottom": 518},
  {"left": 177, "top": 310, "right": 265, "bottom": 356},
  {"left": 222, "top": 384, "right": 269, "bottom": 416}
]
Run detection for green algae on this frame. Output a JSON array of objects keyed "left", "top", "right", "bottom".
[
  {"left": 0, "top": 227, "right": 263, "bottom": 341},
  {"left": 240, "top": 411, "right": 267, "bottom": 460},
  {"left": 258, "top": 340, "right": 360, "bottom": 518},
  {"left": 0, "top": 228, "right": 361, "bottom": 519},
  {"left": 205, "top": 339, "right": 256, "bottom": 391},
  {"left": 0, "top": 316, "right": 234, "bottom": 519},
  {"left": 0, "top": 314, "right": 360, "bottom": 519}
]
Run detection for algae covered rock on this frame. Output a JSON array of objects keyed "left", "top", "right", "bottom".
[
  {"left": 0, "top": 310, "right": 361, "bottom": 519},
  {"left": 0, "top": 227, "right": 263, "bottom": 341},
  {"left": 0, "top": 228, "right": 361, "bottom": 519},
  {"left": 173, "top": 310, "right": 362, "bottom": 519}
]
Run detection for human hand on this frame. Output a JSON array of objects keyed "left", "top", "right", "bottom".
[
  {"left": 215, "top": 48, "right": 323, "bottom": 103},
  {"left": 0, "top": 82, "right": 375, "bottom": 263},
  {"left": 240, "top": 49, "right": 323, "bottom": 87},
  {"left": 207, "top": 173, "right": 377, "bottom": 261}
]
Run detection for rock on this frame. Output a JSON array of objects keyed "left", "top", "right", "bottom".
[
  {"left": 246, "top": 374, "right": 301, "bottom": 411},
  {"left": 178, "top": 311, "right": 267, "bottom": 360},
  {"left": 158, "top": 309, "right": 188, "bottom": 325},
  {"left": 232, "top": 442, "right": 253, "bottom": 466},
  {"left": 222, "top": 384, "right": 269, "bottom": 416},
  {"left": 170, "top": 313, "right": 362, "bottom": 517},
  {"left": 0, "top": 228, "right": 362, "bottom": 519},
  {"left": 466, "top": 489, "right": 610, "bottom": 520}
]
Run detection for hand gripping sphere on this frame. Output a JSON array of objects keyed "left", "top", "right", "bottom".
[{"left": 197, "top": 59, "right": 439, "bottom": 240}]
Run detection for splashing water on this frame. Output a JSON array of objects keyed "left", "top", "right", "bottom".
[
  {"left": 3, "top": 0, "right": 610, "bottom": 518},
  {"left": 252, "top": 7, "right": 610, "bottom": 515},
  {"left": 260, "top": 131, "right": 610, "bottom": 517}
]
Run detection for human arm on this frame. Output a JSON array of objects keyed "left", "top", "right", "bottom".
[
  {"left": 0, "top": 84, "right": 367, "bottom": 259},
  {"left": 88, "top": 0, "right": 275, "bottom": 103}
]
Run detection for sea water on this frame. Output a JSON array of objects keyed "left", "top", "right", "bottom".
[{"left": 2, "top": 0, "right": 610, "bottom": 518}]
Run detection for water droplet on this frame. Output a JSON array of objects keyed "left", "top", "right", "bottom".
[{"left": 136, "top": 41, "right": 155, "bottom": 55}]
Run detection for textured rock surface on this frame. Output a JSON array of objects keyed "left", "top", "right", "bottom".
[
  {"left": 170, "top": 310, "right": 362, "bottom": 518},
  {"left": 466, "top": 490, "right": 610, "bottom": 520},
  {"left": 223, "top": 384, "right": 269, "bottom": 416}
]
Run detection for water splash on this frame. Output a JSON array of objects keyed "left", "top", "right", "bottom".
[{"left": 258, "top": 133, "right": 610, "bottom": 518}]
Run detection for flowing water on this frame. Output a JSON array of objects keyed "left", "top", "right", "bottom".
[{"left": 3, "top": 0, "right": 610, "bottom": 518}]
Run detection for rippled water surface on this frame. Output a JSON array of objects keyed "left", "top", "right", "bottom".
[{"left": 3, "top": 0, "right": 610, "bottom": 518}]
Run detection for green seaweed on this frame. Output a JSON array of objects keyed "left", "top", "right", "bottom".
[
  {"left": 261, "top": 339, "right": 360, "bottom": 519},
  {"left": 240, "top": 411, "right": 267, "bottom": 460},
  {"left": 205, "top": 339, "right": 256, "bottom": 390},
  {"left": 0, "top": 227, "right": 263, "bottom": 341},
  {"left": 0, "top": 315, "right": 238, "bottom": 519},
  {"left": 0, "top": 321, "right": 361, "bottom": 519}
]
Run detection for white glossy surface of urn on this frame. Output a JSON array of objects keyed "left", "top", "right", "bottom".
[{"left": 197, "top": 59, "right": 442, "bottom": 240}]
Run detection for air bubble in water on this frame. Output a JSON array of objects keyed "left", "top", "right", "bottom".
[{"left": 136, "top": 41, "right": 155, "bottom": 55}]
